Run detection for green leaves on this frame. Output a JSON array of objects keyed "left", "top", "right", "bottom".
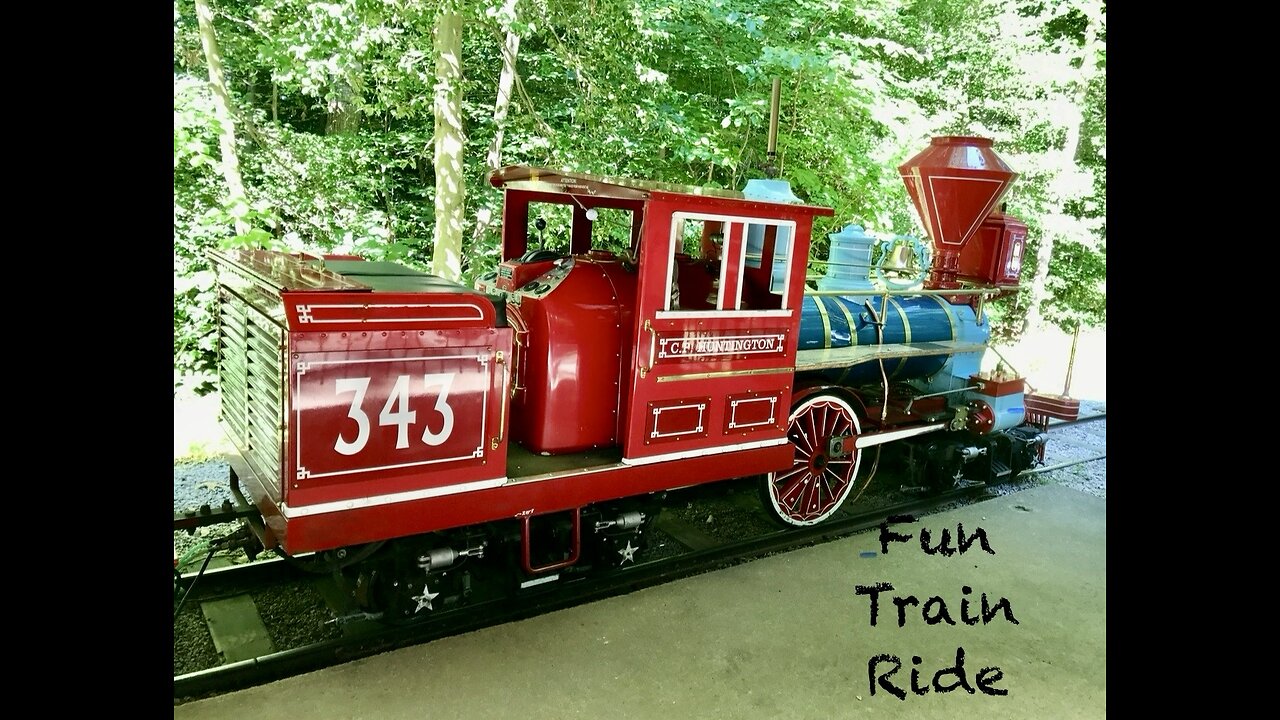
[
  {"left": 1042, "top": 239, "right": 1106, "bottom": 330},
  {"left": 174, "top": 0, "right": 1105, "bottom": 389}
]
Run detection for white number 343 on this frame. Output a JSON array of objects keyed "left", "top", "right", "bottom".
[{"left": 333, "top": 374, "right": 455, "bottom": 455}]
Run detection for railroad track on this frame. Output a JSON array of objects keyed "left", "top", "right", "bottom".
[{"left": 173, "top": 413, "right": 1105, "bottom": 701}]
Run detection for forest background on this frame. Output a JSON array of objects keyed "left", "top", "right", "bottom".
[{"left": 173, "top": 0, "right": 1105, "bottom": 406}]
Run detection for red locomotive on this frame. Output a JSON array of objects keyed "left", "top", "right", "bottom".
[{"left": 207, "top": 136, "right": 1076, "bottom": 618}]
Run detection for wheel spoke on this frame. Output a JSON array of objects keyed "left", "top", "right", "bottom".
[
  {"left": 818, "top": 467, "right": 836, "bottom": 493},
  {"left": 793, "top": 415, "right": 814, "bottom": 448},
  {"left": 788, "top": 486, "right": 805, "bottom": 514},
  {"left": 799, "top": 476, "right": 819, "bottom": 517},
  {"left": 824, "top": 466, "right": 849, "bottom": 492},
  {"left": 778, "top": 471, "right": 810, "bottom": 506},
  {"left": 774, "top": 465, "right": 807, "bottom": 487},
  {"left": 833, "top": 416, "right": 850, "bottom": 438}
]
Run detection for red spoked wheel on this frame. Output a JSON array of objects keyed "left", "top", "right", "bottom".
[{"left": 762, "top": 394, "right": 863, "bottom": 527}]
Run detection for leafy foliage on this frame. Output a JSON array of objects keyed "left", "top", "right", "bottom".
[
  {"left": 174, "top": 0, "right": 1105, "bottom": 390},
  {"left": 174, "top": 75, "right": 236, "bottom": 393},
  {"left": 1044, "top": 239, "right": 1106, "bottom": 328}
]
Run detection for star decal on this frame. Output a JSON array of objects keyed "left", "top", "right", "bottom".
[
  {"left": 412, "top": 583, "right": 440, "bottom": 613},
  {"left": 618, "top": 540, "right": 638, "bottom": 564}
]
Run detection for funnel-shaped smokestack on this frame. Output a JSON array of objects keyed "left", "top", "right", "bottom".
[{"left": 899, "top": 136, "right": 1016, "bottom": 290}]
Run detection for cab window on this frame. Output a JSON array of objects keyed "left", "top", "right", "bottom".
[{"left": 660, "top": 212, "right": 797, "bottom": 315}]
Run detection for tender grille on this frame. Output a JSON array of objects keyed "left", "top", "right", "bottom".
[{"left": 216, "top": 280, "right": 286, "bottom": 495}]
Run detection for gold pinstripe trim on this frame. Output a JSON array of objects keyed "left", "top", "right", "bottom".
[
  {"left": 926, "top": 294, "right": 959, "bottom": 341},
  {"left": 657, "top": 366, "right": 792, "bottom": 382},
  {"left": 813, "top": 296, "right": 832, "bottom": 349},
  {"left": 889, "top": 298, "right": 910, "bottom": 378},
  {"left": 835, "top": 297, "right": 857, "bottom": 346},
  {"left": 835, "top": 297, "right": 859, "bottom": 384},
  {"left": 925, "top": 295, "right": 958, "bottom": 382},
  {"left": 891, "top": 298, "right": 912, "bottom": 343}
]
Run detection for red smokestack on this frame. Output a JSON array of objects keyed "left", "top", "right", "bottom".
[{"left": 899, "top": 136, "right": 1016, "bottom": 290}]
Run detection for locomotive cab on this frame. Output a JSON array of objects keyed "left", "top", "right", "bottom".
[{"left": 481, "top": 168, "right": 833, "bottom": 469}]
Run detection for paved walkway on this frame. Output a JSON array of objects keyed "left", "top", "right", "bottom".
[{"left": 175, "top": 484, "right": 1105, "bottom": 719}]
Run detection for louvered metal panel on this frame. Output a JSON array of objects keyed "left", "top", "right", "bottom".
[{"left": 215, "top": 274, "right": 287, "bottom": 497}]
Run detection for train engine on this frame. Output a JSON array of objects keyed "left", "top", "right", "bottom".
[{"left": 202, "top": 135, "right": 1071, "bottom": 620}]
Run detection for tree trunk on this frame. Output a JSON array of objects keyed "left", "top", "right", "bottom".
[
  {"left": 472, "top": 16, "right": 521, "bottom": 246},
  {"left": 432, "top": 3, "right": 466, "bottom": 281},
  {"left": 194, "top": 0, "right": 249, "bottom": 236},
  {"left": 485, "top": 32, "right": 520, "bottom": 175},
  {"left": 325, "top": 71, "right": 362, "bottom": 135},
  {"left": 1022, "top": 235, "right": 1055, "bottom": 333}
]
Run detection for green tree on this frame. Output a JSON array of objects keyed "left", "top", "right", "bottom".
[{"left": 174, "top": 0, "right": 1106, "bottom": 391}]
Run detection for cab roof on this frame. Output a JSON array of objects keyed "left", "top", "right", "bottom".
[{"left": 489, "top": 165, "right": 832, "bottom": 216}]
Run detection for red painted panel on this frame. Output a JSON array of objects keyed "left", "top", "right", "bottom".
[
  {"left": 623, "top": 198, "right": 823, "bottom": 462},
  {"left": 646, "top": 397, "right": 711, "bottom": 445},
  {"left": 506, "top": 258, "right": 636, "bottom": 453},
  {"left": 1024, "top": 393, "right": 1081, "bottom": 421},
  {"left": 292, "top": 352, "right": 490, "bottom": 481},
  {"left": 723, "top": 390, "right": 783, "bottom": 436},
  {"left": 1000, "top": 230, "right": 1026, "bottom": 285},
  {"left": 969, "top": 372, "right": 1025, "bottom": 397},
  {"left": 959, "top": 212, "right": 1027, "bottom": 287},
  {"left": 283, "top": 328, "right": 513, "bottom": 510}
]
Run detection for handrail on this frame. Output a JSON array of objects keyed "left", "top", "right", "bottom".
[{"left": 804, "top": 286, "right": 1022, "bottom": 297}]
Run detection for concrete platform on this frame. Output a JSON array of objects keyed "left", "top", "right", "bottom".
[{"left": 175, "top": 484, "right": 1105, "bottom": 719}]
